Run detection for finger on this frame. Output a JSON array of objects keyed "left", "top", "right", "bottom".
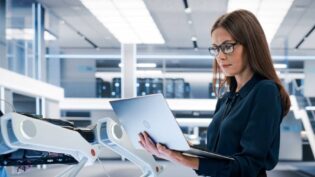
[
  {"left": 139, "top": 132, "right": 156, "bottom": 152},
  {"left": 140, "top": 133, "right": 153, "bottom": 148},
  {"left": 140, "top": 132, "right": 151, "bottom": 146},
  {"left": 139, "top": 133, "right": 151, "bottom": 148},
  {"left": 139, "top": 140, "right": 154, "bottom": 154},
  {"left": 142, "top": 133, "right": 163, "bottom": 156},
  {"left": 138, "top": 133, "right": 147, "bottom": 147},
  {"left": 143, "top": 132, "right": 156, "bottom": 147},
  {"left": 138, "top": 133, "right": 145, "bottom": 142},
  {"left": 144, "top": 131, "right": 157, "bottom": 144}
]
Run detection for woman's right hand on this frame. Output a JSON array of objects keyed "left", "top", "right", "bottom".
[
  {"left": 138, "top": 131, "right": 200, "bottom": 169},
  {"left": 138, "top": 131, "right": 165, "bottom": 159}
]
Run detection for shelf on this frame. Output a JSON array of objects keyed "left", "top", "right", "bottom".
[
  {"left": 60, "top": 98, "right": 217, "bottom": 111},
  {"left": 0, "top": 68, "right": 64, "bottom": 101},
  {"left": 176, "top": 118, "right": 212, "bottom": 127}
]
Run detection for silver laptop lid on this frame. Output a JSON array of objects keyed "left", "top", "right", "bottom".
[{"left": 110, "top": 94, "right": 190, "bottom": 151}]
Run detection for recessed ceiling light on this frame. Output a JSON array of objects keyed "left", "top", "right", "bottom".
[
  {"left": 228, "top": 0, "right": 294, "bottom": 43},
  {"left": 80, "top": 0, "right": 164, "bottom": 44}
]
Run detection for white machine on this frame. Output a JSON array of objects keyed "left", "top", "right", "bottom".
[
  {"left": 0, "top": 112, "right": 98, "bottom": 177},
  {"left": 0, "top": 113, "right": 163, "bottom": 177},
  {"left": 96, "top": 117, "right": 163, "bottom": 177}
]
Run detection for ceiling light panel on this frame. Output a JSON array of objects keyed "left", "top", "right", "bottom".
[
  {"left": 6, "top": 29, "right": 56, "bottom": 41},
  {"left": 81, "top": 0, "right": 165, "bottom": 44},
  {"left": 228, "top": 0, "right": 294, "bottom": 43}
]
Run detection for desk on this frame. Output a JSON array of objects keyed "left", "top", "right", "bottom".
[{"left": 176, "top": 118, "right": 212, "bottom": 127}]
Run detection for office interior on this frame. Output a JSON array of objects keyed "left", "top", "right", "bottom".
[{"left": 1, "top": 0, "right": 315, "bottom": 176}]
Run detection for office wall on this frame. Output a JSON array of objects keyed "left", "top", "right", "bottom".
[
  {"left": 46, "top": 13, "right": 61, "bottom": 87},
  {"left": 1, "top": 89, "right": 13, "bottom": 114},
  {"left": 45, "top": 99, "right": 60, "bottom": 118},
  {"left": 0, "top": 43, "right": 5, "bottom": 69},
  {"left": 90, "top": 110, "right": 117, "bottom": 124},
  {"left": 304, "top": 61, "right": 315, "bottom": 97},
  {"left": 61, "top": 59, "right": 96, "bottom": 97},
  {"left": 47, "top": 57, "right": 61, "bottom": 86}
]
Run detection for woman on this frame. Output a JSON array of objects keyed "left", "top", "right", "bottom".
[{"left": 139, "top": 9, "right": 291, "bottom": 177}]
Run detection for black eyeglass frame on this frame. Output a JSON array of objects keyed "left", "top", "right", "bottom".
[{"left": 208, "top": 42, "right": 239, "bottom": 56}]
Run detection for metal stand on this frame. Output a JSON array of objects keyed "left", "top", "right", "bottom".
[{"left": 96, "top": 117, "right": 163, "bottom": 177}]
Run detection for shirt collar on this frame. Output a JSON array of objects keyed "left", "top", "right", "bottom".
[{"left": 233, "top": 73, "right": 264, "bottom": 98}]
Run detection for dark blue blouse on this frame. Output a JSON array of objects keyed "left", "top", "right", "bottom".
[{"left": 195, "top": 74, "right": 283, "bottom": 177}]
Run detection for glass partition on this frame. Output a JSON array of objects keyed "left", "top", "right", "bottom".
[{"left": 6, "top": 0, "right": 34, "bottom": 76}]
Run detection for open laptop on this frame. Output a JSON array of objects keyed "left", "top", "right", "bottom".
[{"left": 109, "top": 94, "right": 234, "bottom": 161}]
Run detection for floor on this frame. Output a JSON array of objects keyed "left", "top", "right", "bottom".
[{"left": 5, "top": 160, "right": 315, "bottom": 177}]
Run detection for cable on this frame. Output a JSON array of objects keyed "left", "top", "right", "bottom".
[
  {"left": 96, "top": 157, "right": 111, "bottom": 177},
  {"left": 0, "top": 98, "right": 16, "bottom": 113}
]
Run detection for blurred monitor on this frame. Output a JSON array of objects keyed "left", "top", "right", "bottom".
[
  {"left": 174, "top": 78, "right": 185, "bottom": 98},
  {"left": 111, "top": 77, "right": 121, "bottom": 98},
  {"left": 165, "top": 78, "right": 175, "bottom": 98}
]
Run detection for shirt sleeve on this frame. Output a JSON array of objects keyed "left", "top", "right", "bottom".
[{"left": 195, "top": 81, "right": 282, "bottom": 177}]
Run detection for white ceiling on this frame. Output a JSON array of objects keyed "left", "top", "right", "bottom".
[
  {"left": 38, "top": 0, "right": 227, "bottom": 50},
  {"left": 34, "top": 0, "right": 315, "bottom": 56},
  {"left": 271, "top": 0, "right": 314, "bottom": 49}
]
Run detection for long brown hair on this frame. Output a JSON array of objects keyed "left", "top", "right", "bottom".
[{"left": 211, "top": 9, "right": 291, "bottom": 116}]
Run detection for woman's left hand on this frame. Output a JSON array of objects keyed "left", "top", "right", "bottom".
[{"left": 138, "top": 131, "right": 199, "bottom": 169}]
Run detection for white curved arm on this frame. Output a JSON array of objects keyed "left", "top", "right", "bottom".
[
  {"left": 96, "top": 117, "right": 163, "bottom": 177},
  {"left": 0, "top": 113, "right": 97, "bottom": 166}
]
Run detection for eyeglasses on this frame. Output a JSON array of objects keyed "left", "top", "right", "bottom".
[{"left": 208, "top": 42, "right": 239, "bottom": 56}]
